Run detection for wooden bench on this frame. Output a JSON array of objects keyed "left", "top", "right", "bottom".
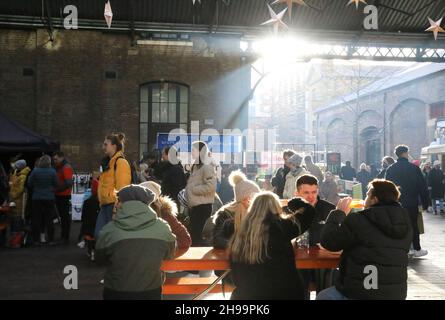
[
  {"left": 163, "top": 277, "right": 235, "bottom": 295},
  {"left": 161, "top": 247, "right": 340, "bottom": 298}
]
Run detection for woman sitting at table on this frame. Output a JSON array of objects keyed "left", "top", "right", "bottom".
[
  {"left": 317, "top": 179, "right": 412, "bottom": 300},
  {"left": 212, "top": 170, "right": 260, "bottom": 249},
  {"left": 228, "top": 191, "right": 316, "bottom": 300}
]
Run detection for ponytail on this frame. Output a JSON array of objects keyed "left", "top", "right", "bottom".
[{"left": 106, "top": 132, "right": 126, "bottom": 152}]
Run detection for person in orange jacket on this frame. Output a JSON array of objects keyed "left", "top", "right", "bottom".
[{"left": 53, "top": 152, "right": 74, "bottom": 244}]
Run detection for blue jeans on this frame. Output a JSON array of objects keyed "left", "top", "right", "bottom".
[
  {"left": 94, "top": 204, "right": 114, "bottom": 239},
  {"left": 316, "top": 286, "right": 349, "bottom": 300}
]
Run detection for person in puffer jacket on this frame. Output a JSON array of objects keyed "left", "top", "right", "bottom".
[
  {"left": 317, "top": 179, "right": 412, "bottom": 300},
  {"left": 185, "top": 141, "right": 217, "bottom": 246},
  {"left": 96, "top": 184, "right": 176, "bottom": 300},
  {"left": 140, "top": 181, "right": 191, "bottom": 250}
]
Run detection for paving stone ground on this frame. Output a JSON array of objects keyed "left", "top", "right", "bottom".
[{"left": 0, "top": 212, "right": 444, "bottom": 300}]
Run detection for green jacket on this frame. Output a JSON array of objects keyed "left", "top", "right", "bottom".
[{"left": 96, "top": 201, "right": 176, "bottom": 293}]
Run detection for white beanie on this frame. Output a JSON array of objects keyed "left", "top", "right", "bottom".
[
  {"left": 139, "top": 181, "right": 162, "bottom": 200},
  {"left": 288, "top": 154, "right": 303, "bottom": 167},
  {"left": 229, "top": 170, "right": 260, "bottom": 202}
]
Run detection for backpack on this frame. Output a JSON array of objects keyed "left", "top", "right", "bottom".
[{"left": 114, "top": 156, "right": 138, "bottom": 184}]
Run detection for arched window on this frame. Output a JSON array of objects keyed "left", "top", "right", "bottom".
[{"left": 140, "top": 82, "right": 189, "bottom": 155}]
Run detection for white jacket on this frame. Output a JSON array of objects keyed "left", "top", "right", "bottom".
[
  {"left": 283, "top": 167, "right": 308, "bottom": 199},
  {"left": 186, "top": 164, "right": 217, "bottom": 207}
]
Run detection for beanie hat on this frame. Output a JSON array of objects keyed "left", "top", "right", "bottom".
[
  {"left": 139, "top": 181, "right": 162, "bottom": 200},
  {"left": 229, "top": 170, "right": 260, "bottom": 202},
  {"left": 287, "top": 154, "right": 303, "bottom": 167},
  {"left": 14, "top": 159, "right": 27, "bottom": 171},
  {"left": 117, "top": 184, "right": 155, "bottom": 205}
]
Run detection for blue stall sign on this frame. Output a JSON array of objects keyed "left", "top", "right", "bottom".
[{"left": 157, "top": 133, "right": 242, "bottom": 153}]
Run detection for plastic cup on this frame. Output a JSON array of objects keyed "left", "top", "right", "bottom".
[{"left": 350, "top": 199, "right": 365, "bottom": 209}]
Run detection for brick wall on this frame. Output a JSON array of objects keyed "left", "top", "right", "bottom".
[{"left": 0, "top": 28, "right": 251, "bottom": 171}]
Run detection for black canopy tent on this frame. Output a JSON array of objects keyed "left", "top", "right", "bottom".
[{"left": 0, "top": 112, "right": 59, "bottom": 153}]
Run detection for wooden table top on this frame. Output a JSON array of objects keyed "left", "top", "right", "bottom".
[{"left": 161, "top": 246, "right": 341, "bottom": 271}]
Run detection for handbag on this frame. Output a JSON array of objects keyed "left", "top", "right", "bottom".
[{"left": 178, "top": 188, "right": 189, "bottom": 209}]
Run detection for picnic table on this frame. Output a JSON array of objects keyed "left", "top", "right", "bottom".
[
  {"left": 161, "top": 246, "right": 341, "bottom": 297},
  {"left": 161, "top": 246, "right": 341, "bottom": 271}
]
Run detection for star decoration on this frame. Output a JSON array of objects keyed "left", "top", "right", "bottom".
[
  {"left": 261, "top": 4, "right": 288, "bottom": 35},
  {"left": 426, "top": 17, "right": 445, "bottom": 40},
  {"left": 271, "top": 0, "right": 307, "bottom": 20},
  {"left": 347, "top": 0, "right": 367, "bottom": 10},
  {"left": 104, "top": 0, "right": 113, "bottom": 29}
]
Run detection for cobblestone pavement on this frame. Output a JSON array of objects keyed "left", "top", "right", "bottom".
[{"left": 0, "top": 213, "right": 444, "bottom": 300}]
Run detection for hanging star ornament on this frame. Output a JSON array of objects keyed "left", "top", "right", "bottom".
[
  {"left": 347, "top": 0, "right": 367, "bottom": 10},
  {"left": 426, "top": 17, "right": 445, "bottom": 40},
  {"left": 104, "top": 0, "right": 113, "bottom": 29},
  {"left": 261, "top": 4, "right": 288, "bottom": 35},
  {"left": 271, "top": 0, "right": 306, "bottom": 20}
]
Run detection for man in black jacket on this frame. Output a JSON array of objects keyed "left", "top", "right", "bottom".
[
  {"left": 318, "top": 179, "right": 412, "bottom": 300},
  {"left": 271, "top": 149, "right": 295, "bottom": 199},
  {"left": 385, "top": 145, "right": 429, "bottom": 258},
  {"left": 295, "top": 175, "right": 336, "bottom": 246},
  {"left": 294, "top": 174, "right": 336, "bottom": 298},
  {"left": 340, "top": 161, "right": 356, "bottom": 181}
]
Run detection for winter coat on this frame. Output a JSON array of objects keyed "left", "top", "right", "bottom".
[
  {"left": 80, "top": 194, "right": 100, "bottom": 238},
  {"left": 305, "top": 163, "right": 324, "bottom": 185},
  {"left": 160, "top": 162, "right": 187, "bottom": 203},
  {"left": 308, "top": 198, "right": 336, "bottom": 246},
  {"left": 229, "top": 199, "right": 316, "bottom": 300},
  {"left": 98, "top": 151, "right": 132, "bottom": 206},
  {"left": 27, "top": 168, "right": 58, "bottom": 201},
  {"left": 156, "top": 196, "right": 191, "bottom": 249},
  {"left": 212, "top": 205, "right": 237, "bottom": 249},
  {"left": 427, "top": 167, "right": 445, "bottom": 199},
  {"left": 356, "top": 169, "right": 372, "bottom": 198},
  {"left": 377, "top": 168, "right": 387, "bottom": 179},
  {"left": 9, "top": 167, "right": 31, "bottom": 216},
  {"left": 96, "top": 200, "right": 176, "bottom": 293},
  {"left": 185, "top": 164, "right": 217, "bottom": 208},
  {"left": 283, "top": 167, "right": 308, "bottom": 199},
  {"left": 321, "top": 202, "right": 412, "bottom": 300},
  {"left": 340, "top": 166, "right": 356, "bottom": 181},
  {"left": 385, "top": 158, "right": 429, "bottom": 209},
  {"left": 55, "top": 160, "right": 73, "bottom": 197},
  {"left": 271, "top": 166, "right": 290, "bottom": 199},
  {"left": 320, "top": 180, "right": 339, "bottom": 205}
]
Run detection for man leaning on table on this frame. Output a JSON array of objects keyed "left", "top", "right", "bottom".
[{"left": 317, "top": 179, "right": 412, "bottom": 300}]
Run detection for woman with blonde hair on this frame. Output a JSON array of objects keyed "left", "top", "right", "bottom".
[
  {"left": 212, "top": 170, "right": 260, "bottom": 249},
  {"left": 228, "top": 191, "right": 316, "bottom": 300}
]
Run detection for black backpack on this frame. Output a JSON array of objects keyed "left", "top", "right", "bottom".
[{"left": 114, "top": 156, "right": 138, "bottom": 184}]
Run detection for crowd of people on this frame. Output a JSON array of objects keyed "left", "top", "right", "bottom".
[
  {"left": 0, "top": 152, "right": 74, "bottom": 247},
  {"left": 0, "top": 136, "right": 436, "bottom": 300}
]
